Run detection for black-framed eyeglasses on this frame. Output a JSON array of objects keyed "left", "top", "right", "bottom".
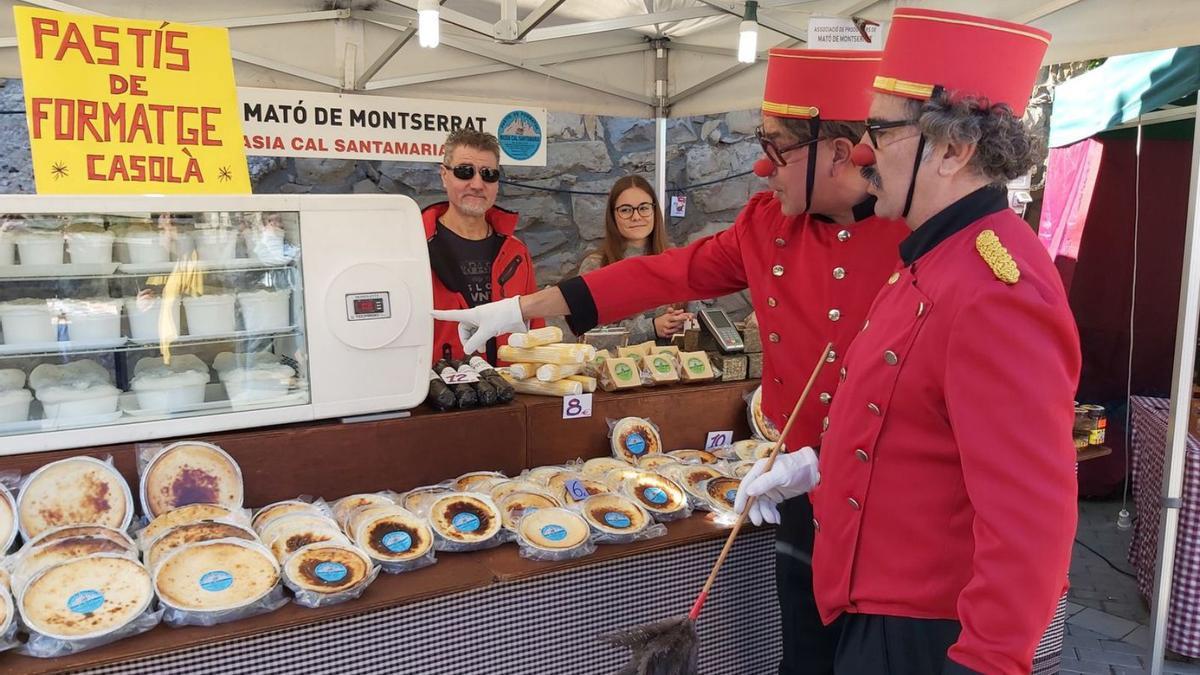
[
  {"left": 614, "top": 203, "right": 655, "bottom": 220},
  {"left": 443, "top": 163, "right": 501, "bottom": 183},
  {"left": 865, "top": 119, "right": 919, "bottom": 149},
  {"left": 756, "top": 125, "right": 821, "bottom": 168}
]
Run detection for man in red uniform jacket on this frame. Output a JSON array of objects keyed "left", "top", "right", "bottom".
[
  {"left": 434, "top": 50, "right": 908, "bottom": 674},
  {"left": 426, "top": 128, "right": 541, "bottom": 364},
  {"left": 740, "top": 9, "right": 1080, "bottom": 674}
]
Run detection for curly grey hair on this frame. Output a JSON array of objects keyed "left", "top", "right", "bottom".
[{"left": 906, "top": 93, "right": 1037, "bottom": 184}]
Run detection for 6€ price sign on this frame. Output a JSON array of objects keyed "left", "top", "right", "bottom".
[
  {"left": 562, "top": 393, "right": 593, "bottom": 420},
  {"left": 705, "top": 430, "right": 733, "bottom": 450}
]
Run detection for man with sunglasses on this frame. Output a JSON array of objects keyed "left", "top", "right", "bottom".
[
  {"left": 747, "top": 9, "right": 1078, "bottom": 674},
  {"left": 434, "top": 49, "right": 907, "bottom": 675},
  {"left": 424, "top": 128, "right": 542, "bottom": 363}
]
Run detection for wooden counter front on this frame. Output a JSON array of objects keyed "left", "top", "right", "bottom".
[{"left": 522, "top": 380, "right": 759, "bottom": 467}]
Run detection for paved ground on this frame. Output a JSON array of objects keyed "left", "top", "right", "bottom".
[{"left": 1061, "top": 498, "right": 1200, "bottom": 674}]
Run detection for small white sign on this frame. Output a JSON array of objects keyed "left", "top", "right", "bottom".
[
  {"left": 564, "top": 478, "right": 590, "bottom": 501},
  {"left": 563, "top": 393, "right": 593, "bottom": 420},
  {"left": 705, "top": 430, "right": 733, "bottom": 450},
  {"left": 807, "top": 16, "right": 889, "bottom": 50},
  {"left": 441, "top": 370, "right": 480, "bottom": 385},
  {"left": 670, "top": 195, "right": 687, "bottom": 218}
]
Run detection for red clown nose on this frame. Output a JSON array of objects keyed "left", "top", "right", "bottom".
[
  {"left": 753, "top": 158, "right": 776, "bottom": 178},
  {"left": 850, "top": 143, "right": 877, "bottom": 167}
]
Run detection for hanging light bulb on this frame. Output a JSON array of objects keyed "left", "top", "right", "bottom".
[
  {"left": 418, "top": 0, "right": 440, "bottom": 48},
  {"left": 737, "top": 1, "right": 759, "bottom": 64}
]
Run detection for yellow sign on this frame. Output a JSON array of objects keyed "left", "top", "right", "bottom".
[{"left": 14, "top": 7, "right": 250, "bottom": 194}]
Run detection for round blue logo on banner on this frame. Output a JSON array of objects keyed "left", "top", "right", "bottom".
[
  {"left": 603, "top": 512, "right": 632, "bottom": 529},
  {"left": 540, "top": 524, "right": 567, "bottom": 541},
  {"left": 498, "top": 110, "right": 542, "bottom": 161},
  {"left": 643, "top": 487, "right": 668, "bottom": 505},
  {"left": 67, "top": 590, "right": 105, "bottom": 614},
  {"left": 382, "top": 530, "right": 413, "bottom": 553},
  {"left": 199, "top": 570, "right": 234, "bottom": 592},
  {"left": 625, "top": 432, "right": 647, "bottom": 456},
  {"left": 314, "top": 562, "right": 348, "bottom": 583},
  {"left": 452, "top": 512, "right": 481, "bottom": 533}
]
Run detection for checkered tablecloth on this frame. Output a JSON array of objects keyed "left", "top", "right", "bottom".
[{"left": 1129, "top": 395, "right": 1200, "bottom": 657}]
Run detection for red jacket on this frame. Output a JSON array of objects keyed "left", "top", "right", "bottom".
[
  {"left": 423, "top": 202, "right": 542, "bottom": 364},
  {"left": 811, "top": 196, "right": 1080, "bottom": 674},
  {"left": 564, "top": 191, "right": 907, "bottom": 450}
]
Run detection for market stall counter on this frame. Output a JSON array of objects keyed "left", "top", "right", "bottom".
[{"left": 0, "top": 379, "right": 781, "bottom": 673}]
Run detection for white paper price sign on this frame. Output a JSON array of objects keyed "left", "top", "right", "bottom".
[
  {"left": 705, "top": 430, "right": 733, "bottom": 449},
  {"left": 562, "top": 393, "right": 593, "bottom": 420},
  {"left": 441, "top": 370, "right": 480, "bottom": 385}
]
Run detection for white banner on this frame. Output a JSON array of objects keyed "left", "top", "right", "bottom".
[
  {"left": 807, "top": 16, "right": 889, "bottom": 50},
  {"left": 238, "top": 87, "right": 547, "bottom": 166}
]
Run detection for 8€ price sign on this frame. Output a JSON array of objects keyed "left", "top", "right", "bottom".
[{"left": 562, "top": 393, "right": 593, "bottom": 420}]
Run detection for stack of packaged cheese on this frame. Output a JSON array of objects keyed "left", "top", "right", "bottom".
[
  {"left": 499, "top": 327, "right": 599, "bottom": 397},
  {"left": 592, "top": 342, "right": 717, "bottom": 392}
]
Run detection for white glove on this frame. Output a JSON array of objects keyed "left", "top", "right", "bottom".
[
  {"left": 733, "top": 447, "right": 820, "bottom": 526},
  {"left": 431, "top": 296, "right": 528, "bottom": 355}
]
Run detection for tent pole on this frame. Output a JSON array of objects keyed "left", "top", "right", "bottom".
[
  {"left": 1149, "top": 109, "right": 1200, "bottom": 675},
  {"left": 653, "top": 39, "right": 669, "bottom": 211}
]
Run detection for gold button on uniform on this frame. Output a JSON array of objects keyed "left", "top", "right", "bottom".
[
  {"left": 867, "top": 402, "right": 881, "bottom": 416},
  {"left": 813, "top": 518, "right": 820, "bottom": 532},
  {"left": 917, "top": 302, "right": 926, "bottom": 317},
  {"left": 833, "top": 267, "right": 846, "bottom": 280},
  {"left": 855, "top": 449, "right": 870, "bottom": 463},
  {"left": 839, "top": 367, "right": 847, "bottom": 382},
  {"left": 822, "top": 416, "right": 829, "bottom": 431},
  {"left": 888, "top": 271, "right": 900, "bottom": 285},
  {"left": 772, "top": 264, "right": 785, "bottom": 277},
  {"left": 884, "top": 350, "right": 899, "bottom": 366},
  {"left": 775, "top": 238, "right": 786, "bottom": 247},
  {"left": 769, "top": 332, "right": 780, "bottom": 343},
  {"left": 768, "top": 297, "right": 777, "bottom": 307},
  {"left": 826, "top": 349, "right": 837, "bottom": 363},
  {"left": 819, "top": 392, "right": 832, "bottom": 405},
  {"left": 862, "top": 320, "right": 869, "bottom": 332},
  {"left": 838, "top": 230, "right": 851, "bottom": 242},
  {"left": 848, "top": 497, "right": 861, "bottom": 510},
  {"left": 828, "top": 309, "right": 841, "bottom": 322}
]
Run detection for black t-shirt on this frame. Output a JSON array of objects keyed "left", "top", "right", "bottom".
[{"left": 436, "top": 221, "right": 503, "bottom": 307}]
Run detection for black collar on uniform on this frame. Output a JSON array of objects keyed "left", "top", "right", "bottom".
[
  {"left": 810, "top": 196, "right": 879, "bottom": 224},
  {"left": 899, "top": 185, "right": 1007, "bottom": 266}
]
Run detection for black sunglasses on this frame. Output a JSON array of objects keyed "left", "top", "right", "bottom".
[
  {"left": 755, "top": 125, "right": 821, "bottom": 168},
  {"left": 443, "top": 163, "right": 501, "bottom": 183},
  {"left": 865, "top": 119, "right": 920, "bottom": 149}
]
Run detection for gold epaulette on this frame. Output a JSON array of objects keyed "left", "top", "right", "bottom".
[{"left": 975, "top": 230, "right": 1020, "bottom": 285}]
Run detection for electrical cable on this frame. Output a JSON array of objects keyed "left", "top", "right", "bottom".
[
  {"left": 1120, "top": 119, "right": 1143, "bottom": 524},
  {"left": 1074, "top": 537, "right": 1137, "bottom": 579}
]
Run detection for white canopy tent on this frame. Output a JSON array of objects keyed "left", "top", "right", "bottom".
[{"left": 1, "top": 2, "right": 1199, "bottom": 674}]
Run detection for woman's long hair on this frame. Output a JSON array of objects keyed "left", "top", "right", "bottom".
[{"left": 598, "top": 175, "right": 668, "bottom": 267}]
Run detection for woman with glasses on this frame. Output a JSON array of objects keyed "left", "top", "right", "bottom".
[{"left": 576, "top": 175, "right": 696, "bottom": 343}]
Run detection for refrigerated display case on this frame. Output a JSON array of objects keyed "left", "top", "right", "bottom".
[{"left": 0, "top": 195, "right": 432, "bottom": 454}]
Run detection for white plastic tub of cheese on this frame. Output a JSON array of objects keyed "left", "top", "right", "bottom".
[
  {"left": 57, "top": 298, "right": 123, "bottom": 342},
  {"left": 124, "top": 296, "right": 180, "bottom": 341},
  {"left": 192, "top": 228, "right": 238, "bottom": 262},
  {"left": 182, "top": 294, "right": 235, "bottom": 336},
  {"left": 237, "top": 290, "right": 290, "bottom": 332},
  {"left": 66, "top": 227, "right": 115, "bottom": 265},
  {"left": 131, "top": 368, "right": 208, "bottom": 413},
  {"left": 219, "top": 364, "right": 295, "bottom": 404},
  {"left": 0, "top": 388, "right": 32, "bottom": 424},
  {"left": 119, "top": 228, "right": 169, "bottom": 264},
  {"left": 0, "top": 299, "right": 55, "bottom": 345},
  {"left": 36, "top": 382, "right": 121, "bottom": 420},
  {"left": 15, "top": 230, "right": 64, "bottom": 265}
]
